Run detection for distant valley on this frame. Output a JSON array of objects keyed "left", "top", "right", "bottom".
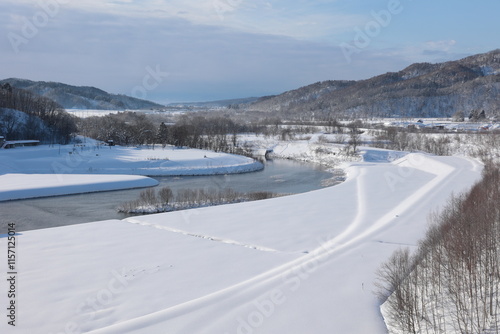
[{"left": 2, "top": 49, "right": 499, "bottom": 119}]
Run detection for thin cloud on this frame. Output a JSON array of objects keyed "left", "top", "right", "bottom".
[
  {"left": 424, "top": 40, "right": 457, "bottom": 52},
  {"left": 2, "top": 0, "right": 365, "bottom": 42}
]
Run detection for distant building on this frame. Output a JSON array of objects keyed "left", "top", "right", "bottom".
[{"left": 1, "top": 138, "right": 40, "bottom": 149}]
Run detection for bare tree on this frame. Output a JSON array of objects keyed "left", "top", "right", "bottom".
[
  {"left": 346, "top": 121, "right": 362, "bottom": 154},
  {"left": 379, "top": 165, "right": 500, "bottom": 333}
]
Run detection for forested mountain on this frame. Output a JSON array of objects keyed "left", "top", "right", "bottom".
[
  {"left": 249, "top": 49, "right": 500, "bottom": 118},
  {"left": 0, "top": 78, "right": 164, "bottom": 110},
  {"left": 0, "top": 83, "right": 77, "bottom": 143}
]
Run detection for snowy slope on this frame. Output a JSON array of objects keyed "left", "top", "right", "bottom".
[{"left": 0, "top": 151, "right": 482, "bottom": 334}]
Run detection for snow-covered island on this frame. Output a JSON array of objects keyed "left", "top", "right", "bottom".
[{"left": 0, "top": 142, "right": 263, "bottom": 201}]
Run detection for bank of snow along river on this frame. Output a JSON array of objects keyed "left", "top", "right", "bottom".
[
  {"left": 0, "top": 143, "right": 264, "bottom": 201},
  {"left": 0, "top": 143, "right": 336, "bottom": 231}
]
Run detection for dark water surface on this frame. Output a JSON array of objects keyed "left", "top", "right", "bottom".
[{"left": 0, "top": 159, "right": 335, "bottom": 232}]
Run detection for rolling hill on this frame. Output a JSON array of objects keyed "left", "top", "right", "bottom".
[
  {"left": 248, "top": 49, "right": 500, "bottom": 118},
  {"left": 0, "top": 78, "right": 164, "bottom": 110}
]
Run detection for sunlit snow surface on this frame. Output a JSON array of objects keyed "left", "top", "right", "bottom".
[{"left": 0, "top": 148, "right": 483, "bottom": 334}]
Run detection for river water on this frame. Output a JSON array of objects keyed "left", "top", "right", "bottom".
[{"left": 0, "top": 159, "right": 337, "bottom": 232}]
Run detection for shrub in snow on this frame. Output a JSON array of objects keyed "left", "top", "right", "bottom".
[
  {"left": 158, "top": 187, "right": 173, "bottom": 205},
  {"left": 117, "top": 186, "right": 278, "bottom": 214}
]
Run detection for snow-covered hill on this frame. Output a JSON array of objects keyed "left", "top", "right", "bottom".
[
  {"left": 249, "top": 49, "right": 500, "bottom": 118},
  {"left": 0, "top": 78, "right": 164, "bottom": 110},
  {"left": 0, "top": 108, "right": 49, "bottom": 141}
]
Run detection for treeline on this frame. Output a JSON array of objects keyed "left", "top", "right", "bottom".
[
  {"left": 371, "top": 128, "right": 454, "bottom": 156},
  {"left": 377, "top": 165, "right": 500, "bottom": 333},
  {"left": 0, "top": 83, "right": 77, "bottom": 143},
  {"left": 156, "top": 115, "right": 242, "bottom": 151},
  {"left": 79, "top": 113, "right": 265, "bottom": 154},
  {"left": 78, "top": 112, "right": 157, "bottom": 146},
  {"left": 371, "top": 127, "right": 500, "bottom": 162},
  {"left": 79, "top": 112, "right": 356, "bottom": 153}
]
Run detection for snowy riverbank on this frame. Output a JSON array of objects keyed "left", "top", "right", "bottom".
[
  {"left": 0, "top": 174, "right": 159, "bottom": 202},
  {"left": 0, "top": 143, "right": 263, "bottom": 201},
  {"left": 0, "top": 143, "right": 263, "bottom": 176}
]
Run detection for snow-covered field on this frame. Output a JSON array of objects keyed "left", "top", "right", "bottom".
[
  {"left": 66, "top": 109, "right": 124, "bottom": 118},
  {"left": 66, "top": 109, "right": 176, "bottom": 118},
  {"left": 0, "top": 147, "right": 483, "bottom": 333},
  {"left": 65, "top": 109, "right": 153, "bottom": 118},
  {"left": 367, "top": 118, "right": 500, "bottom": 132},
  {"left": 0, "top": 143, "right": 263, "bottom": 201}
]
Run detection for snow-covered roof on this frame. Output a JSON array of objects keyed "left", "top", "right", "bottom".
[
  {"left": 6, "top": 140, "right": 40, "bottom": 144},
  {"left": 1, "top": 140, "right": 40, "bottom": 149}
]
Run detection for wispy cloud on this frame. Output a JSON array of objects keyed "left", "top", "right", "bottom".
[
  {"left": 374, "top": 40, "right": 468, "bottom": 66},
  {"left": 3, "top": 0, "right": 364, "bottom": 42},
  {"left": 424, "top": 40, "right": 457, "bottom": 52}
]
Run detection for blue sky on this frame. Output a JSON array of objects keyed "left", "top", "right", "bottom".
[{"left": 1, "top": 0, "right": 498, "bottom": 103}]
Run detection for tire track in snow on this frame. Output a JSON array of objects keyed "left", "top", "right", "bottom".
[{"left": 125, "top": 218, "right": 280, "bottom": 253}]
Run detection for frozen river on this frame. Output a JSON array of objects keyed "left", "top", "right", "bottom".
[{"left": 0, "top": 159, "right": 338, "bottom": 231}]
